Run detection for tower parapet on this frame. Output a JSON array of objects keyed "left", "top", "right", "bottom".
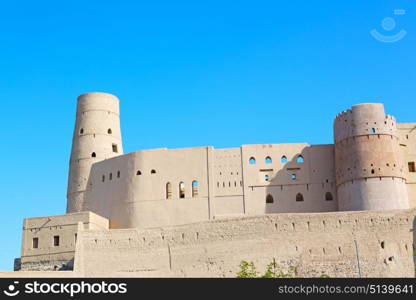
[
  {"left": 67, "top": 92, "right": 123, "bottom": 213},
  {"left": 334, "top": 103, "right": 409, "bottom": 211}
]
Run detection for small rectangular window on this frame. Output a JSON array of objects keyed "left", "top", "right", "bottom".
[
  {"left": 32, "top": 237, "right": 39, "bottom": 249},
  {"left": 409, "top": 162, "right": 416, "bottom": 173},
  {"left": 112, "top": 144, "right": 118, "bottom": 153},
  {"left": 74, "top": 233, "right": 77, "bottom": 244},
  {"left": 53, "top": 235, "right": 60, "bottom": 247}
]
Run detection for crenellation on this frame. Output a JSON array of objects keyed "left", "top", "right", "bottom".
[{"left": 7, "top": 95, "right": 416, "bottom": 278}]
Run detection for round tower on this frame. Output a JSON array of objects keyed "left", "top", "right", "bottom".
[
  {"left": 67, "top": 92, "right": 123, "bottom": 213},
  {"left": 334, "top": 103, "right": 409, "bottom": 211}
]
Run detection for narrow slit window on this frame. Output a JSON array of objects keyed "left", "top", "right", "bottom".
[
  {"left": 192, "top": 180, "right": 199, "bottom": 197},
  {"left": 32, "top": 237, "right": 39, "bottom": 249},
  {"left": 179, "top": 182, "right": 185, "bottom": 198},
  {"left": 166, "top": 182, "right": 172, "bottom": 199},
  {"left": 53, "top": 236, "right": 60, "bottom": 247}
]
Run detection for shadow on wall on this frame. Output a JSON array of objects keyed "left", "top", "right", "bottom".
[{"left": 264, "top": 147, "right": 337, "bottom": 214}]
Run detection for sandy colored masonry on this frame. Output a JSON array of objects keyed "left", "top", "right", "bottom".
[{"left": 3, "top": 92, "right": 416, "bottom": 277}]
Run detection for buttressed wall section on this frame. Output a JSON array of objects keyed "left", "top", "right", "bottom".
[
  {"left": 67, "top": 93, "right": 123, "bottom": 213},
  {"left": 334, "top": 103, "right": 409, "bottom": 211}
]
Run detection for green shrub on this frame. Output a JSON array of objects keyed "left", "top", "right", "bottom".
[{"left": 237, "top": 258, "right": 298, "bottom": 278}]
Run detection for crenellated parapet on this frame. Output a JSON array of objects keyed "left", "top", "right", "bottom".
[{"left": 334, "top": 103, "right": 409, "bottom": 211}]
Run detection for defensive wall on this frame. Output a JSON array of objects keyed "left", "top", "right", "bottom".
[
  {"left": 72, "top": 208, "right": 416, "bottom": 278},
  {"left": 18, "top": 212, "right": 109, "bottom": 271}
]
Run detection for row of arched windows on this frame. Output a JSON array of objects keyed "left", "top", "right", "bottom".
[
  {"left": 265, "top": 192, "right": 333, "bottom": 204},
  {"left": 166, "top": 181, "right": 199, "bottom": 199},
  {"left": 249, "top": 155, "right": 304, "bottom": 165}
]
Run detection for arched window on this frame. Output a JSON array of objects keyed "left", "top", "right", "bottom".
[
  {"left": 291, "top": 174, "right": 297, "bottom": 180},
  {"left": 296, "top": 193, "right": 304, "bottom": 202},
  {"left": 281, "top": 156, "right": 288, "bottom": 163},
  {"left": 179, "top": 182, "right": 185, "bottom": 198},
  {"left": 151, "top": 169, "right": 156, "bottom": 174},
  {"left": 166, "top": 182, "right": 172, "bottom": 199},
  {"left": 249, "top": 157, "right": 256, "bottom": 165},
  {"left": 136, "top": 170, "right": 142, "bottom": 176},
  {"left": 192, "top": 180, "right": 199, "bottom": 197},
  {"left": 266, "top": 194, "right": 274, "bottom": 204},
  {"left": 296, "top": 155, "right": 304, "bottom": 163},
  {"left": 108, "top": 128, "right": 112, "bottom": 134},
  {"left": 265, "top": 175, "right": 270, "bottom": 182},
  {"left": 265, "top": 156, "right": 272, "bottom": 164},
  {"left": 80, "top": 128, "right": 84, "bottom": 134},
  {"left": 325, "top": 192, "right": 333, "bottom": 201},
  {"left": 91, "top": 152, "right": 96, "bottom": 158}
]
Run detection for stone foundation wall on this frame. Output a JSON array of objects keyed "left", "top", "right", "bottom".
[
  {"left": 75, "top": 208, "right": 416, "bottom": 277},
  {"left": 19, "top": 259, "right": 74, "bottom": 272}
]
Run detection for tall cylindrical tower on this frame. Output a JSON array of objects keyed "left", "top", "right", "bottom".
[
  {"left": 334, "top": 103, "right": 409, "bottom": 211},
  {"left": 67, "top": 92, "right": 123, "bottom": 213}
]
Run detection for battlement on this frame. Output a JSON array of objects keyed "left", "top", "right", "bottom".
[{"left": 6, "top": 94, "right": 416, "bottom": 278}]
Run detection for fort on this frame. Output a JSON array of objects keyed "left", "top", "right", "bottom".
[{"left": 2, "top": 92, "right": 416, "bottom": 277}]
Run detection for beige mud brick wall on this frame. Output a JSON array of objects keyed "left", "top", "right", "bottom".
[
  {"left": 82, "top": 143, "right": 339, "bottom": 229},
  {"left": 397, "top": 123, "right": 416, "bottom": 208},
  {"left": 67, "top": 92, "right": 124, "bottom": 213},
  {"left": 334, "top": 103, "right": 409, "bottom": 211},
  {"left": 75, "top": 209, "right": 416, "bottom": 278},
  {"left": 20, "top": 212, "right": 108, "bottom": 271}
]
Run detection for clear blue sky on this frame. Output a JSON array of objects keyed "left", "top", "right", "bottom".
[{"left": 0, "top": 0, "right": 414, "bottom": 270}]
